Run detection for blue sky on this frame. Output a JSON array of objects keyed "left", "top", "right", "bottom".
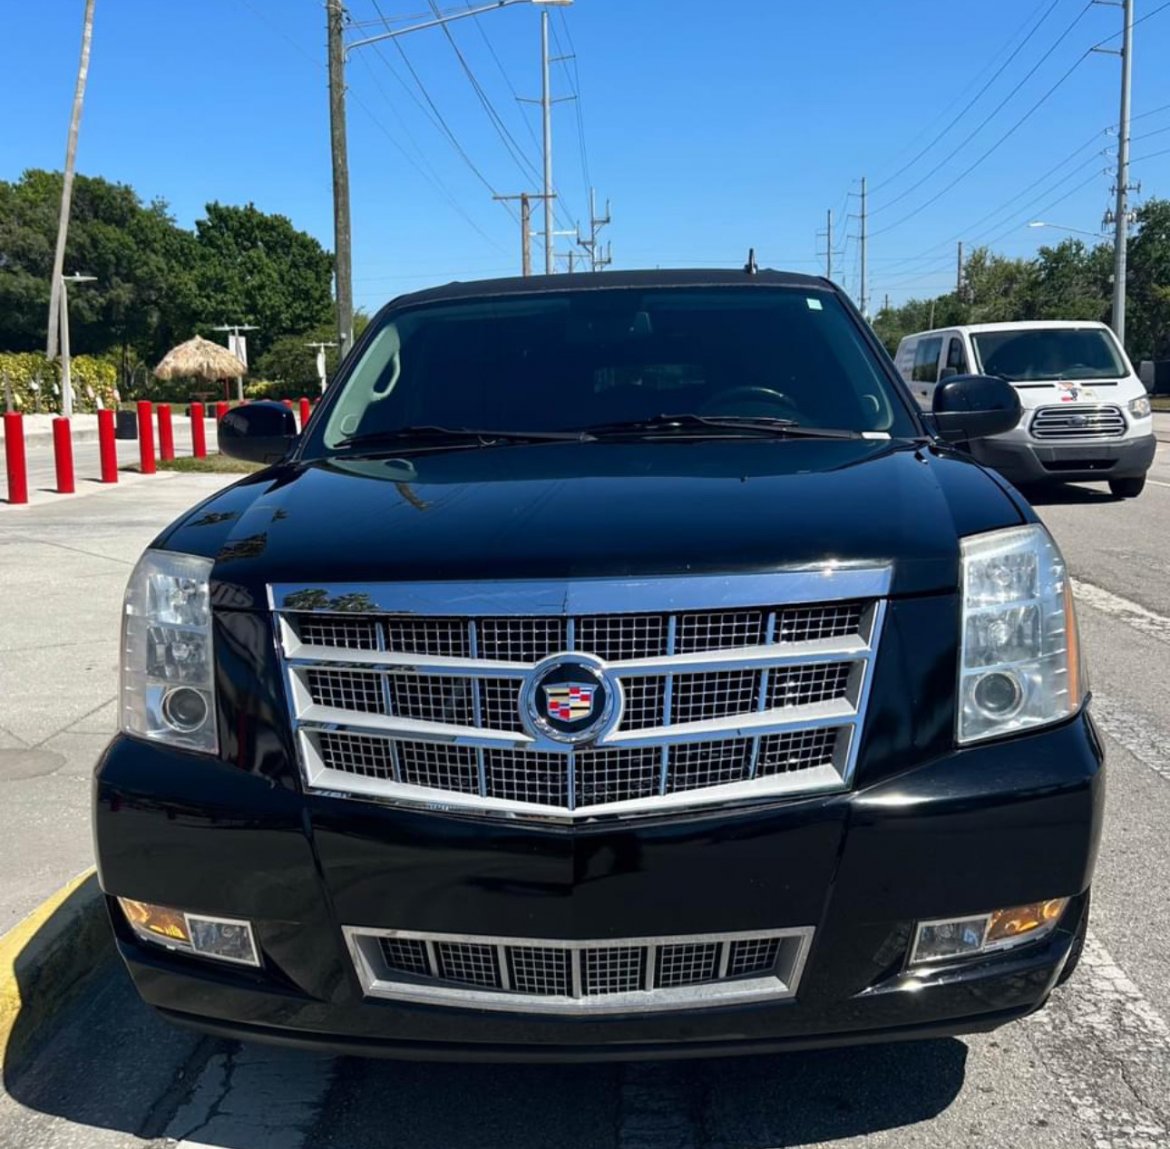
[{"left": 3, "top": 0, "right": 1169, "bottom": 314}]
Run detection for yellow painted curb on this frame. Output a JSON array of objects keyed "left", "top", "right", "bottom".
[{"left": 0, "top": 868, "right": 112, "bottom": 1074}]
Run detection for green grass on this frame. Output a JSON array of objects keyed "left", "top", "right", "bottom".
[{"left": 157, "top": 454, "right": 262, "bottom": 474}]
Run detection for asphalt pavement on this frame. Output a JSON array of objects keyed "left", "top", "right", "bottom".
[{"left": 1, "top": 444, "right": 1169, "bottom": 1148}]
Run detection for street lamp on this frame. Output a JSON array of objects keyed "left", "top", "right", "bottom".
[
  {"left": 1027, "top": 221, "right": 1107, "bottom": 240},
  {"left": 59, "top": 272, "right": 96, "bottom": 419},
  {"left": 327, "top": 0, "right": 572, "bottom": 356}
]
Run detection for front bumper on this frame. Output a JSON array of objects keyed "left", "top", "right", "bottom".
[
  {"left": 970, "top": 432, "right": 1156, "bottom": 484},
  {"left": 94, "top": 714, "right": 1104, "bottom": 1061}
]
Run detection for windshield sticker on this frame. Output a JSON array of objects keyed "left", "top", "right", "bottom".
[
  {"left": 806, "top": 298, "right": 824, "bottom": 311},
  {"left": 1057, "top": 382, "right": 1097, "bottom": 403}
]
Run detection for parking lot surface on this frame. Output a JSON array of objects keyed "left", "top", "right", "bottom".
[{"left": 1, "top": 446, "right": 1169, "bottom": 1148}]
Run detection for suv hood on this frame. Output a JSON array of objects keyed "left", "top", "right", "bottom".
[{"left": 159, "top": 440, "right": 1027, "bottom": 609}]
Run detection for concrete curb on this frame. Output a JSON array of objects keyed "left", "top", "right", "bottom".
[{"left": 0, "top": 869, "right": 114, "bottom": 1076}]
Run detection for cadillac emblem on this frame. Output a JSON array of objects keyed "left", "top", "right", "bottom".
[{"left": 520, "top": 654, "right": 621, "bottom": 744}]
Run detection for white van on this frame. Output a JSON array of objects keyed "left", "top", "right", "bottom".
[{"left": 894, "top": 320, "right": 1156, "bottom": 497}]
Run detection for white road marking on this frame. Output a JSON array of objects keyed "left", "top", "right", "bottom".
[
  {"left": 1088, "top": 694, "right": 1170, "bottom": 786},
  {"left": 1028, "top": 933, "right": 1170, "bottom": 1149},
  {"left": 1072, "top": 578, "right": 1170, "bottom": 644},
  {"left": 165, "top": 1044, "right": 335, "bottom": 1149}
]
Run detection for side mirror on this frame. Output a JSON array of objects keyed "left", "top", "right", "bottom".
[
  {"left": 218, "top": 401, "right": 298, "bottom": 464},
  {"left": 931, "top": 374, "right": 1021, "bottom": 442},
  {"left": 938, "top": 366, "right": 959, "bottom": 381}
]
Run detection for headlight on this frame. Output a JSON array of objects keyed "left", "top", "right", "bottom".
[
  {"left": 120, "top": 550, "right": 218, "bottom": 754},
  {"left": 959, "top": 525, "right": 1083, "bottom": 744},
  {"left": 1128, "top": 395, "right": 1152, "bottom": 420}
]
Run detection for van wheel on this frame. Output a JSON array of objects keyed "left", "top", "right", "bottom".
[
  {"left": 1109, "top": 476, "right": 1146, "bottom": 498},
  {"left": 1057, "top": 892, "right": 1090, "bottom": 987}
]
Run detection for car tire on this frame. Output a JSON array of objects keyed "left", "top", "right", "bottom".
[
  {"left": 1057, "top": 892, "right": 1090, "bottom": 986},
  {"left": 1109, "top": 476, "right": 1146, "bottom": 498}
]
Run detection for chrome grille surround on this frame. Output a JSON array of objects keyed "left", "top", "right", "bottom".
[
  {"left": 273, "top": 568, "right": 890, "bottom": 822},
  {"left": 344, "top": 926, "right": 814, "bottom": 1014},
  {"left": 1030, "top": 404, "right": 1126, "bottom": 440}
]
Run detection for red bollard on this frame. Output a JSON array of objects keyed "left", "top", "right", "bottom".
[
  {"left": 190, "top": 402, "right": 207, "bottom": 458},
  {"left": 215, "top": 401, "right": 229, "bottom": 423},
  {"left": 52, "top": 417, "right": 75, "bottom": 494},
  {"left": 3, "top": 412, "right": 28, "bottom": 505},
  {"left": 157, "top": 404, "right": 175, "bottom": 462},
  {"left": 299, "top": 397, "right": 311, "bottom": 430},
  {"left": 98, "top": 408, "right": 118, "bottom": 483},
  {"left": 137, "top": 401, "right": 156, "bottom": 474}
]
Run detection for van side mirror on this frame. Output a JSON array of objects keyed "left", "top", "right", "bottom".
[
  {"left": 218, "top": 401, "right": 298, "bottom": 464},
  {"left": 938, "top": 366, "right": 959, "bottom": 381},
  {"left": 931, "top": 374, "right": 1021, "bottom": 442}
]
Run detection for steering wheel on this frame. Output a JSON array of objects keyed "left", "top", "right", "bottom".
[{"left": 700, "top": 386, "right": 799, "bottom": 415}]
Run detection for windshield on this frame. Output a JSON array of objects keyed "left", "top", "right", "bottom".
[
  {"left": 311, "top": 287, "right": 917, "bottom": 454},
  {"left": 972, "top": 327, "right": 1127, "bottom": 382}
]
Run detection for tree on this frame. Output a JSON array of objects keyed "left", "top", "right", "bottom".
[
  {"left": 1127, "top": 199, "right": 1170, "bottom": 360},
  {"left": 190, "top": 203, "right": 334, "bottom": 358},
  {"left": 254, "top": 311, "right": 369, "bottom": 388},
  {"left": 1025, "top": 239, "right": 1112, "bottom": 323}
]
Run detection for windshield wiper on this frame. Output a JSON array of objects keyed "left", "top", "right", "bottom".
[
  {"left": 580, "top": 414, "right": 863, "bottom": 440},
  {"left": 336, "top": 425, "right": 594, "bottom": 451}
]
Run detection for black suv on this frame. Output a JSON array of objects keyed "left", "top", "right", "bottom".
[{"left": 95, "top": 270, "right": 1102, "bottom": 1060}]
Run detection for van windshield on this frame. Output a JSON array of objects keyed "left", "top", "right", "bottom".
[
  {"left": 312, "top": 287, "right": 919, "bottom": 455},
  {"left": 972, "top": 327, "right": 1126, "bottom": 382}
]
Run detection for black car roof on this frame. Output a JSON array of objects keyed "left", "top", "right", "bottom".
[{"left": 388, "top": 268, "right": 833, "bottom": 308}]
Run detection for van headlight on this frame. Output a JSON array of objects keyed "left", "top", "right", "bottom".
[
  {"left": 1128, "top": 395, "right": 1151, "bottom": 420},
  {"left": 959, "top": 525, "right": 1083, "bottom": 744},
  {"left": 120, "top": 550, "right": 218, "bottom": 754}
]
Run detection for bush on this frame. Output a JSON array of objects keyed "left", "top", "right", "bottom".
[
  {"left": 243, "top": 379, "right": 314, "bottom": 403},
  {"left": 0, "top": 351, "right": 118, "bottom": 413}
]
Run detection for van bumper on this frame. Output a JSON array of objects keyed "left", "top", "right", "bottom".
[{"left": 971, "top": 432, "right": 1156, "bottom": 484}]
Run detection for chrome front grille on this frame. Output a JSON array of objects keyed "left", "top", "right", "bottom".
[
  {"left": 347, "top": 926, "right": 814, "bottom": 1014},
  {"left": 1031, "top": 404, "right": 1126, "bottom": 439},
  {"left": 274, "top": 570, "right": 889, "bottom": 820}
]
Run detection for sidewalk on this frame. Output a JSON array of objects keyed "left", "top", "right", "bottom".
[
  {"left": 0, "top": 471, "right": 237, "bottom": 928},
  {"left": 2, "top": 420, "right": 219, "bottom": 507},
  {"left": 1155, "top": 411, "right": 1170, "bottom": 445}
]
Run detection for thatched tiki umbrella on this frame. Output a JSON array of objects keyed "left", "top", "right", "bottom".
[{"left": 154, "top": 336, "right": 248, "bottom": 401}]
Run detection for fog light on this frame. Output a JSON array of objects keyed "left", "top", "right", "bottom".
[
  {"left": 117, "top": 898, "right": 259, "bottom": 967},
  {"left": 188, "top": 915, "right": 259, "bottom": 966},
  {"left": 910, "top": 897, "right": 1069, "bottom": 967}
]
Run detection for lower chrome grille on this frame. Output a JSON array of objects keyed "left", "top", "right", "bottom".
[
  {"left": 275, "top": 569, "right": 889, "bottom": 820},
  {"left": 1031, "top": 404, "right": 1126, "bottom": 439},
  {"left": 346, "top": 926, "right": 814, "bottom": 1014}
]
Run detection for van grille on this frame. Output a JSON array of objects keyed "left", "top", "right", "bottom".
[
  {"left": 273, "top": 571, "right": 888, "bottom": 820},
  {"left": 1031, "top": 404, "right": 1126, "bottom": 439}
]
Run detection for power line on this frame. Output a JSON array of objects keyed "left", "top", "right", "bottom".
[
  {"left": 870, "top": 41, "right": 1096, "bottom": 239},
  {"left": 869, "top": 0, "right": 1064, "bottom": 197},
  {"left": 871, "top": 1, "right": 1095, "bottom": 221}
]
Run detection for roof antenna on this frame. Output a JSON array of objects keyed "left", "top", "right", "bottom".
[{"left": 744, "top": 248, "right": 759, "bottom": 275}]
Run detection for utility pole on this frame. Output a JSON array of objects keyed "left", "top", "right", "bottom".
[
  {"left": 46, "top": 0, "right": 96, "bottom": 364},
  {"left": 494, "top": 193, "right": 554, "bottom": 276},
  {"left": 540, "top": 9, "right": 555, "bottom": 275},
  {"left": 327, "top": 0, "right": 354, "bottom": 359},
  {"left": 1112, "top": 0, "right": 1135, "bottom": 346},
  {"left": 859, "top": 177, "right": 869, "bottom": 320},
  {"left": 818, "top": 208, "right": 833, "bottom": 279},
  {"left": 884, "top": 293, "right": 891, "bottom": 314},
  {"left": 59, "top": 273, "right": 96, "bottom": 418},
  {"left": 957, "top": 241, "right": 964, "bottom": 295},
  {"left": 576, "top": 188, "right": 612, "bottom": 271}
]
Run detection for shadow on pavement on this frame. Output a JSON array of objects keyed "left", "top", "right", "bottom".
[
  {"left": 5, "top": 960, "right": 967, "bottom": 1148},
  {"left": 310, "top": 1039, "right": 968, "bottom": 1149},
  {"left": 1018, "top": 482, "right": 1119, "bottom": 507}
]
